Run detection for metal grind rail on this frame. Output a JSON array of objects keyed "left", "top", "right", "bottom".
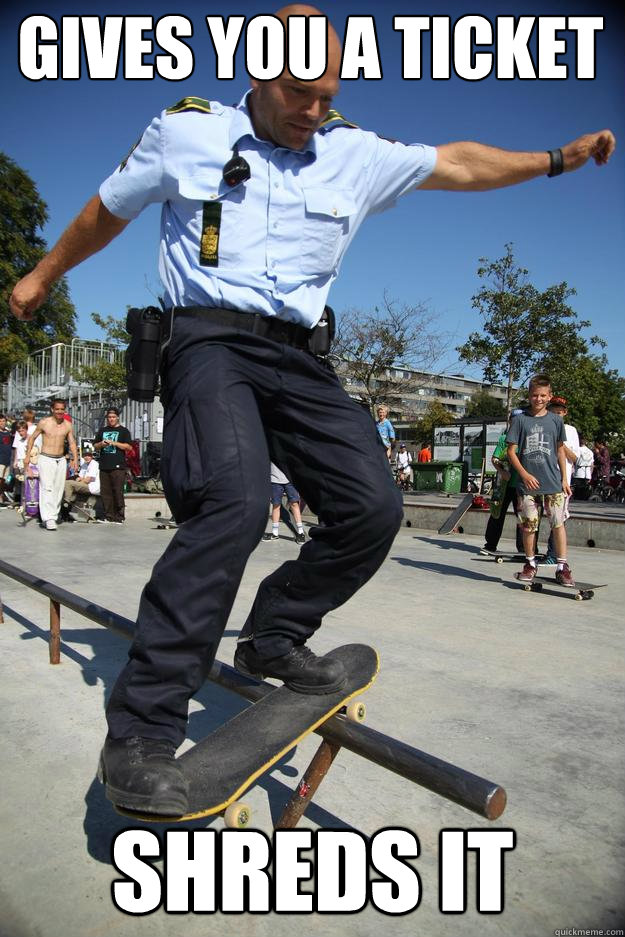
[{"left": 0, "top": 558, "right": 506, "bottom": 823}]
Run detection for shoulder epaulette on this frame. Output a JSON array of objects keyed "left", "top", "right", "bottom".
[
  {"left": 319, "top": 109, "right": 359, "bottom": 131},
  {"left": 166, "top": 97, "right": 213, "bottom": 115}
]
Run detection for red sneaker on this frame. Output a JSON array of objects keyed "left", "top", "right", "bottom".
[
  {"left": 555, "top": 563, "right": 576, "bottom": 587},
  {"left": 517, "top": 563, "right": 537, "bottom": 582}
]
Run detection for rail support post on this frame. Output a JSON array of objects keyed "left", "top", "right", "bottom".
[
  {"left": 49, "top": 599, "right": 61, "bottom": 665},
  {"left": 275, "top": 739, "right": 342, "bottom": 829}
]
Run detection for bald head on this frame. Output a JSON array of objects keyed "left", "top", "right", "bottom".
[
  {"left": 248, "top": 7, "right": 342, "bottom": 150},
  {"left": 275, "top": 4, "right": 342, "bottom": 77}
]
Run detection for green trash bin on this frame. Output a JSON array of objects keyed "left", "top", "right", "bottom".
[
  {"left": 441, "top": 462, "right": 463, "bottom": 494},
  {"left": 412, "top": 461, "right": 446, "bottom": 492},
  {"left": 412, "top": 461, "right": 465, "bottom": 493}
]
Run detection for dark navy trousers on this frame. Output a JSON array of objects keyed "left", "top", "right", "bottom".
[{"left": 106, "top": 316, "right": 403, "bottom": 746}]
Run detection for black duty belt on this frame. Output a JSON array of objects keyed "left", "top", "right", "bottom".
[{"left": 173, "top": 306, "right": 313, "bottom": 350}]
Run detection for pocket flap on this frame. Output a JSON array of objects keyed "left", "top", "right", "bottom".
[
  {"left": 178, "top": 172, "right": 228, "bottom": 202},
  {"left": 302, "top": 186, "right": 357, "bottom": 219}
]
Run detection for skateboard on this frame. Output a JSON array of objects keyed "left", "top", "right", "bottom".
[
  {"left": 69, "top": 502, "right": 96, "bottom": 523},
  {"left": 112, "top": 643, "right": 378, "bottom": 826},
  {"left": 514, "top": 573, "right": 607, "bottom": 601},
  {"left": 438, "top": 493, "right": 474, "bottom": 534},
  {"left": 480, "top": 549, "right": 546, "bottom": 564},
  {"left": 150, "top": 512, "right": 178, "bottom": 529}
]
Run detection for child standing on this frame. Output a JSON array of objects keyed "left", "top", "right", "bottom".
[{"left": 506, "top": 374, "right": 574, "bottom": 586}]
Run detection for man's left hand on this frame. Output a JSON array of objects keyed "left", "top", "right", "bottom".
[{"left": 562, "top": 130, "right": 616, "bottom": 172}]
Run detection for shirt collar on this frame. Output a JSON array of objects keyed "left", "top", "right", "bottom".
[{"left": 231, "top": 90, "right": 317, "bottom": 159}]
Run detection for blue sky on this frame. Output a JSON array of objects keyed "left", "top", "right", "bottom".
[{"left": 2, "top": 0, "right": 624, "bottom": 380}]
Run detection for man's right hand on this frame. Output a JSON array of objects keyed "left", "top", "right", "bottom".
[
  {"left": 10, "top": 271, "right": 50, "bottom": 321},
  {"left": 523, "top": 472, "right": 540, "bottom": 490}
]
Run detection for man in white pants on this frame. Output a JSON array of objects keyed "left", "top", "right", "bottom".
[{"left": 24, "top": 399, "right": 78, "bottom": 530}]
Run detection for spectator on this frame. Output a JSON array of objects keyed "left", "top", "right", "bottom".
[
  {"left": 482, "top": 409, "right": 525, "bottom": 555},
  {"left": 0, "top": 414, "right": 13, "bottom": 507},
  {"left": 375, "top": 405, "right": 395, "bottom": 460},
  {"left": 507, "top": 374, "right": 575, "bottom": 587},
  {"left": 263, "top": 462, "right": 306, "bottom": 544},
  {"left": 93, "top": 408, "right": 133, "bottom": 524},
  {"left": 543, "top": 396, "right": 580, "bottom": 564},
  {"left": 593, "top": 441, "right": 611, "bottom": 481},
  {"left": 418, "top": 444, "right": 432, "bottom": 463},
  {"left": 573, "top": 437, "right": 594, "bottom": 499},
  {"left": 396, "top": 443, "right": 413, "bottom": 488},
  {"left": 63, "top": 450, "right": 101, "bottom": 517}
]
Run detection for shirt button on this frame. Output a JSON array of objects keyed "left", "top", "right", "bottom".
[{"left": 332, "top": 208, "right": 338, "bottom": 216}]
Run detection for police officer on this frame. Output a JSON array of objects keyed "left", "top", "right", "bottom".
[{"left": 10, "top": 5, "right": 615, "bottom": 816}]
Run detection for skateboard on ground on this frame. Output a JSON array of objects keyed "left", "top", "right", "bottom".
[
  {"left": 69, "top": 502, "right": 96, "bottom": 523},
  {"left": 480, "top": 549, "right": 546, "bottom": 564},
  {"left": 113, "top": 643, "right": 378, "bottom": 826},
  {"left": 513, "top": 573, "right": 607, "bottom": 601},
  {"left": 150, "top": 511, "right": 178, "bottom": 529},
  {"left": 438, "top": 493, "right": 474, "bottom": 534}
]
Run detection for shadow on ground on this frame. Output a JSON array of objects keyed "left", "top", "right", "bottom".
[{"left": 3, "top": 603, "right": 356, "bottom": 867}]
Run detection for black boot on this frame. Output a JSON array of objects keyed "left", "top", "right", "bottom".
[
  {"left": 98, "top": 736, "right": 188, "bottom": 815},
  {"left": 234, "top": 642, "right": 346, "bottom": 694}
]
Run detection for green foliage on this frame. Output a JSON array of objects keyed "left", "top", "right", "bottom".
[
  {"left": 537, "top": 341, "right": 625, "bottom": 445},
  {"left": 463, "top": 389, "right": 507, "bottom": 421},
  {"left": 411, "top": 401, "right": 455, "bottom": 445},
  {"left": 333, "top": 293, "right": 447, "bottom": 415},
  {"left": 0, "top": 151, "right": 76, "bottom": 380},
  {"left": 457, "top": 244, "right": 587, "bottom": 413},
  {"left": 72, "top": 313, "right": 128, "bottom": 396}
]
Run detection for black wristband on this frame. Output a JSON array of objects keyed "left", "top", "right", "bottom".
[{"left": 547, "top": 148, "right": 564, "bottom": 177}]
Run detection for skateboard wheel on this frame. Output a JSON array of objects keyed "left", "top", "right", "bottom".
[
  {"left": 224, "top": 802, "right": 252, "bottom": 829},
  {"left": 575, "top": 593, "right": 583, "bottom": 601},
  {"left": 496, "top": 556, "right": 503, "bottom": 564},
  {"left": 523, "top": 584, "right": 531, "bottom": 591},
  {"left": 345, "top": 699, "right": 366, "bottom": 723}
]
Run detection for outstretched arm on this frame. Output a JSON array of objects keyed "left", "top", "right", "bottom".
[
  {"left": 10, "top": 195, "right": 130, "bottom": 321},
  {"left": 420, "top": 129, "right": 615, "bottom": 191}
]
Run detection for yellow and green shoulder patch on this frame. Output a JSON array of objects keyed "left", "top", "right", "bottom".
[
  {"left": 319, "top": 109, "right": 359, "bottom": 131},
  {"left": 166, "top": 96, "right": 212, "bottom": 116}
]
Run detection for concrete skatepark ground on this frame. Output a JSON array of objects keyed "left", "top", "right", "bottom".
[{"left": 0, "top": 506, "right": 623, "bottom": 937}]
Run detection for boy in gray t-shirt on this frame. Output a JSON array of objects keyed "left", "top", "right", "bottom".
[{"left": 506, "top": 374, "right": 574, "bottom": 586}]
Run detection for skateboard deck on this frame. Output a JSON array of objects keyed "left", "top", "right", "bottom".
[
  {"left": 150, "top": 512, "right": 178, "bottom": 529},
  {"left": 115, "top": 643, "right": 378, "bottom": 823},
  {"left": 513, "top": 573, "right": 607, "bottom": 601},
  {"left": 70, "top": 502, "right": 96, "bottom": 522},
  {"left": 480, "top": 550, "right": 546, "bottom": 564},
  {"left": 438, "top": 493, "right": 474, "bottom": 534}
]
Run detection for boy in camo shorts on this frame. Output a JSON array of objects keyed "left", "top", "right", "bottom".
[{"left": 506, "top": 374, "right": 574, "bottom": 586}]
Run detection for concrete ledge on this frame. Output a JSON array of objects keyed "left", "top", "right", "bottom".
[
  {"left": 125, "top": 493, "right": 625, "bottom": 551},
  {"left": 400, "top": 498, "right": 625, "bottom": 551},
  {"left": 124, "top": 493, "right": 170, "bottom": 518}
]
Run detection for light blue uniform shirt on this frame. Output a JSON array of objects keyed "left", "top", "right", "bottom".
[{"left": 100, "top": 92, "right": 437, "bottom": 328}]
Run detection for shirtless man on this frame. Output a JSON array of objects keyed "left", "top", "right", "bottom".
[{"left": 25, "top": 399, "right": 78, "bottom": 530}]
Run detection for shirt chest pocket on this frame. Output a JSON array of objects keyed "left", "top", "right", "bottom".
[
  {"left": 178, "top": 173, "right": 243, "bottom": 268},
  {"left": 299, "top": 187, "right": 357, "bottom": 276}
]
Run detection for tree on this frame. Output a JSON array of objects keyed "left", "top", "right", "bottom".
[
  {"left": 72, "top": 313, "right": 128, "bottom": 401},
  {"left": 411, "top": 401, "right": 454, "bottom": 446},
  {"left": 457, "top": 244, "right": 589, "bottom": 413},
  {"left": 0, "top": 152, "right": 77, "bottom": 381},
  {"left": 536, "top": 341, "right": 625, "bottom": 446},
  {"left": 463, "top": 389, "right": 508, "bottom": 421},
  {"left": 333, "top": 292, "right": 448, "bottom": 415}
]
